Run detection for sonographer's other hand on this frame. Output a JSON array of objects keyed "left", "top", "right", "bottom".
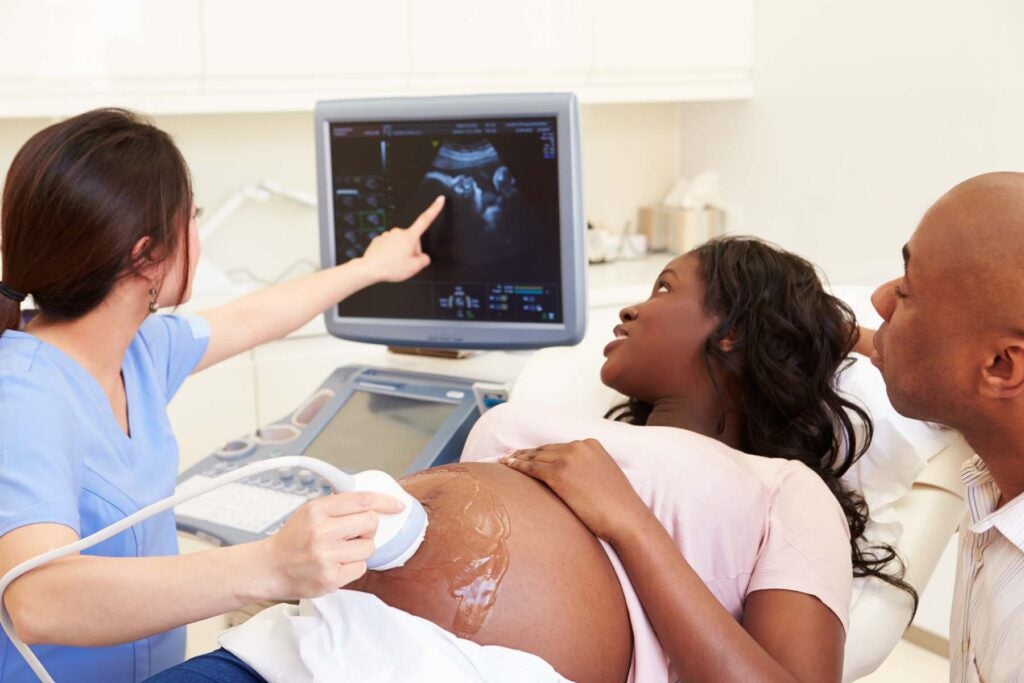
[
  {"left": 362, "top": 195, "right": 445, "bottom": 282},
  {"left": 260, "top": 491, "right": 405, "bottom": 599}
]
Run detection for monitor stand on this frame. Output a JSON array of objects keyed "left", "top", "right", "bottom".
[{"left": 388, "top": 346, "right": 481, "bottom": 360}]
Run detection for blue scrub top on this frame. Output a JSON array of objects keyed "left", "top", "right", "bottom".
[{"left": 0, "top": 314, "right": 211, "bottom": 682}]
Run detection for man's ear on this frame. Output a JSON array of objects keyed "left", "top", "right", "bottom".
[{"left": 978, "top": 340, "right": 1024, "bottom": 399}]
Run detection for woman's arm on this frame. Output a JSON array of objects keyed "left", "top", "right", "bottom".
[
  {"left": 192, "top": 196, "right": 444, "bottom": 372},
  {"left": 609, "top": 507, "right": 844, "bottom": 683},
  {"left": 503, "top": 440, "right": 844, "bottom": 683},
  {"left": 0, "top": 490, "right": 401, "bottom": 647}
]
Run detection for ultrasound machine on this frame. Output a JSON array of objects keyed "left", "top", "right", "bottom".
[{"left": 174, "top": 93, "right": 587, "bottom": 546}]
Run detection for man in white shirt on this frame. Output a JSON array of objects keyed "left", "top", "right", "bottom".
[{"left": 868, "top": 172, "right": 1024, "bottom": 681}]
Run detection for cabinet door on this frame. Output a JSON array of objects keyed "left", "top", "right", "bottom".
[
  {"left": 410, "top": 0, "right": 590, "bottom": 85},
  {"left": 201, "top": 0, "right": 410, "bottom": 87},
  {"left": 0, "top": 0, "right": 202, "bottom": 88},
  {"left": 593, "top": 0, "right": 753, "bottom": 74}
]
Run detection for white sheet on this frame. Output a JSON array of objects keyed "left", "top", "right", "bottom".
[{"left": 219, "top": 590, "right": 572, "bottom": 683}]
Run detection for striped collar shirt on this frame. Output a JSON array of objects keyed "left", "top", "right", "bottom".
[{"left": 950, "top": 454, "right": 1024, "bottom": 682}]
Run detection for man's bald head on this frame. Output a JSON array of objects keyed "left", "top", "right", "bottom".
[
  {"left": 918, "top": 172, "right": 1024, "bottom": 329},
  {"left": 871, "top": 171, "right": 1024, "bottom": 435}
]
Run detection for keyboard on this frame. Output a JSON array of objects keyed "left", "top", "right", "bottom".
[{"left": 175, "top": 475, "right": 309, "bottom": 534}]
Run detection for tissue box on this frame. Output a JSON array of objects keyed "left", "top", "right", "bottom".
[{"left": 637, "top": 206, "right": 726, "bottom": 253}]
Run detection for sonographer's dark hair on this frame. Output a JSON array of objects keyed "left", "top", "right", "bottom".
[
  {"left": 0, "top": 108, "right": 193, "bottom": 335},
  {"left": 606, "top": 236, "right": 918, "bottom": 615}
]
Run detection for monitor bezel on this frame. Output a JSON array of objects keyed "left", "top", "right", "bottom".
[{"left": 314, "top": 92, "right": 585, "bottom": 350}]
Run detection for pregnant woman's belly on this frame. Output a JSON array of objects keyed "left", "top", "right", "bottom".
[{"left": 350, "top": 462, "right": 632, "bottom": 683}]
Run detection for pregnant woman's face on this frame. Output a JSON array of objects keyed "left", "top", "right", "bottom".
[
  {"left": 601, "top": 253, "right": 721, "bottom": 404},
  {"left": 349, "top": 462, "right": 632, "bottom": 683}
]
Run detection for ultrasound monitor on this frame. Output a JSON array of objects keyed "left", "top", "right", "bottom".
[{"left": 314, "top": 93, "right": 585, "bottom": 349}]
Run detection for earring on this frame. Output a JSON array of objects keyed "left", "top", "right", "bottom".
[{"left": 148, "top": 286, "right": 158, "bottom": 314}]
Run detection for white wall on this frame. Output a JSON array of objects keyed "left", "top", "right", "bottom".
[
  {"left": 0, "top": 103, "right": 679, "bottom": 284},
  {"left": 677, "top": 0, "right": 1024, "bottom": 287}
]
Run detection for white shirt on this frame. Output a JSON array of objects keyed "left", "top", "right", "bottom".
[{"left": 950, "top": 455, "right": 1024, "bottom": 682}]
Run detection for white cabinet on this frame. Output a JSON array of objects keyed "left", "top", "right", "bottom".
[
  {"left": 590, "top": 0, "right": 753, "bottom": 101},
  {"left": 0, "top": 0, "right": 752, "bottom": 117},
  {"left": 201, "top": 1, "right": 411, "bottom": 86},
  {"left": 409, "top": 0, "right": 591, "bottom": 86},
  {"left": 593, "top": 0, "right": 753, "bottom": 72},
  {"left": 0, "top": 0, "right": 203, "bottom": 114}
]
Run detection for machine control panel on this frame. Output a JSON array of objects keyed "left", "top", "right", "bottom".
[{"left": 175, "top": 365, "right": 492, "bottom": 546}]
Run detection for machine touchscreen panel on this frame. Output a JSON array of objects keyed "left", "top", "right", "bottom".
[{"left": 304, "top": 390, "right": 457, "bottom": 477}]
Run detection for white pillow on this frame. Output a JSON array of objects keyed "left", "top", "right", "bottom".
[{"left": 510, "top": 305, "right": 624, "bottom": 415}]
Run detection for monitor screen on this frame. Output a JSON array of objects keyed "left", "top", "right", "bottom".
[
  {"left": 315, "top": 93, "right": 585, "bottom": 350},
  {"left": 304, "top": 390, "right": 457, "bottom": 478},
  {"left": 329, "top": 117, "right": 562, "bottom": 324}
]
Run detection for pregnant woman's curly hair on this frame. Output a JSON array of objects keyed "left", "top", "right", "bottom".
[{"left": 608, "top": 236, "right": 917, "bottom": 612}]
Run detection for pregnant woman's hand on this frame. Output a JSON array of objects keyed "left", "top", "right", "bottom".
[
  {"left": 259, "top": 491, "right": 405, "bottom": 599},
  {"left": 502, "top": 439, "right": 650, "bottom": 543}
]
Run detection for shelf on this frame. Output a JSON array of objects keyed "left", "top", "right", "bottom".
[{"left": 0, "top": 0, "right": 752, "bottom": 119}]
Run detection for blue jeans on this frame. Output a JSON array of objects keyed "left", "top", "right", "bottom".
[{"left": 146, "top": 648, "right": 265, "bottom": 682}]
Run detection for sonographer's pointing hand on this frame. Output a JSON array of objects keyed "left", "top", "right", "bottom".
[
  {"left": 258, "top": 491, "right": 405, "bottom": 599},
  {"left": 361, "top": 195, "right": 445, "bottom": 282}
]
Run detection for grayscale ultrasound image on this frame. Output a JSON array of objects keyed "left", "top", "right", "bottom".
[{"left": 409, "top": 137, "right": 544, "bottom": 277}]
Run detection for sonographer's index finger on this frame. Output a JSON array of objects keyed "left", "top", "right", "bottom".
[
  {"left": 409, "top": 195, "right": 446, "bottom": 236},
  {"left": 322, "top": 490, "right": 406, "bottom": 517}
]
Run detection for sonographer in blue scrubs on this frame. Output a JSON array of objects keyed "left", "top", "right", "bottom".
[
  {"left": 0, "top": 315, "right": 210, "bottom": 680},
  {"left": 0, "top": 108, "right": 444, "bottom": 682}
]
